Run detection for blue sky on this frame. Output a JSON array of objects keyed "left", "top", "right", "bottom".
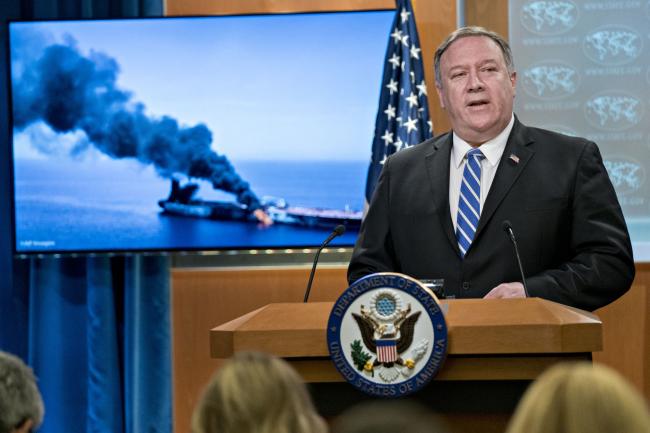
[{"left": 11, "top": 11, "right": 393, "bottom": 161}]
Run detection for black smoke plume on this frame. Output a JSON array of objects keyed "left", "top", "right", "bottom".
[{"left": 11, "top": 32, "right": 262, "bottom": 210}]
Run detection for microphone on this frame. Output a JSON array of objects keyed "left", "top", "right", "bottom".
[
  {"left": 304, "top": 225, "right": 346, "bottom": 303},
  {"left": 502, "top": 220, "right": 530, "bottom": 298}
]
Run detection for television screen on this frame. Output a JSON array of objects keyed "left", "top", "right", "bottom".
[{"left": 8, "top": 10, "right": 394, "bottom": 254}]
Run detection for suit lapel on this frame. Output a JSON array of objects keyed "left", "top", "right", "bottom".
[
  {"left": 424, "top": 135, "right": 460, "bottom": 255},
  {"left": 475, "top": 119, "right": 535, "bottom": 238}
]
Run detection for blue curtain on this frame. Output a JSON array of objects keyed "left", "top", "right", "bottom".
[{"left": 0, "top": 1, "right": 171, "bottom": 433}]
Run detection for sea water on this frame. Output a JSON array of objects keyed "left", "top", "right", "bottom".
[{"left": 13, "top": 158, "right": 367, "bottom": 253}]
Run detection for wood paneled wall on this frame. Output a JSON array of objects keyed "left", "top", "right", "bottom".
[
  {"left": 593, "top": 264, "right": 650, "bottom": 398},
  {"left": 167, "top": 0, "right": 393, "bottom": 14},
  {"left": 171, "top": 265, "right": 349, "bottom": 433},
  {"left": 464, "top": 0, "right": 509, "bottom": 39}
]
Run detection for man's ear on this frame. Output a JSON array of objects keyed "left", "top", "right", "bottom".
[{"left": 13, "top": 418, "right": 34, "bottom": 433}]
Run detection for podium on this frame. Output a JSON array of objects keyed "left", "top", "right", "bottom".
[{"left": 210, "top": 298, "right": 602, "bottom": 433}]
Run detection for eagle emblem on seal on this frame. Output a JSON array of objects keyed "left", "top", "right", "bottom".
[{"left": 350, "top": 289, "right": 429, "bottom": 382}]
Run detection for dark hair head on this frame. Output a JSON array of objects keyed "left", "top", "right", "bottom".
[{"left": 330, "top": 400, "right": 450, "bottom": 433}]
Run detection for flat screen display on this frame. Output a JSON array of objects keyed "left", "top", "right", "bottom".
[{"left": 8, "top": 11, "right": 394, "bottom": 254}]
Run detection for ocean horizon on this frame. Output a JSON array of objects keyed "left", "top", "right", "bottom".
[{"left": 13, "top": 158, "right": 368, "bottom": 253}]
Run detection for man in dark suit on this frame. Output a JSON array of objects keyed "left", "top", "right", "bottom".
[{"left": 348, "top": 27, "right": 634, "bottom": 311}]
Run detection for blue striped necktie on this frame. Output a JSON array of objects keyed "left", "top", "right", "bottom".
[{"left": 456, "top": 148, "right": 485, "bottom": 257}]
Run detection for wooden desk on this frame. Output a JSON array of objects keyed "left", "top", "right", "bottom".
[
  {"left": 209, "top": 298, "right": 601, "bottom": 433},
  {"left": 210, "top": 298, "right": 602, "bottom": 382}
]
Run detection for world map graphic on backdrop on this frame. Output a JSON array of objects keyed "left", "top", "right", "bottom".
[{"left": 510, "top": 0, "right": 650, "bottom": 258}]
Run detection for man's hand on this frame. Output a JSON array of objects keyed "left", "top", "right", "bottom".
[{"left": 483, "top": 282, "right": 526, "bottom": 299}]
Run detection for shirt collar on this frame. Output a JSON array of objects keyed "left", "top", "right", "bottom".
[{"left": 451, "top": 114, "right": 515, "bottom": 168}]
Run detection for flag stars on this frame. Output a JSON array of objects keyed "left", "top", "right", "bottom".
[
  {"left": 391, "top": 28, "right": 403, "bottom": 44},
  {"left": 416, "top": 80, "right": 427, "bottom": 96},
  {"left": 381, "top": 130, "right": 394, "bottom": 146},
  {"left": 386, "top": 79, "right": 398, "bottom": 94},
  {"left": 389, "top": 54, "right": 401, "bottom": 69},
  {"left": 368, "top": 4, "right": 433, "bottom": 203},
  {"left": 404, "top": 116, "right": 418, "bottom": 133},
  {"left": 394, "top": 138, "right": 405, "bottom": 152},
  {"left": 368, "top": 5, "right": 434, "bottom": 202},
  {"left": 410, "top": 45, "right": 421, "bottom": 59},
  {"left": 400, "top": 8, "right": 411, "bottom": 23},
  {"left": 384, "top": 104, "right": 396, "bottom": 120},
  {"left": 406, "top": 91, "right": 419, "bottom": 108}
]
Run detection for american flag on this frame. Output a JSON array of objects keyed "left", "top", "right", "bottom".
[
  {"left": 376, "top": 339, "right": 398, "bottom": 363},
  {"left": 365, "top": 0, "right": 433, "bottom": 206}
]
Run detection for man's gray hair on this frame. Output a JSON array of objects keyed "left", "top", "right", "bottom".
[
  {"left": 0, "top": 352, "right": 44, "bottom": 433},
  {"left": 434, "top": 26, "right": 515, "bottom": 86}
]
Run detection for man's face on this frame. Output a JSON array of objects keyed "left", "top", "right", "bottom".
[{"left": 435, "top": 36, "right": 516, "bottom": 146}]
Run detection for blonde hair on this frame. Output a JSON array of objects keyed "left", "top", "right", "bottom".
[
  {"left": 506, "top": 362, "right": 650, "bottom": 433},
  {"left": 191, "top": 351, "right": 327, "bottom": 433}
]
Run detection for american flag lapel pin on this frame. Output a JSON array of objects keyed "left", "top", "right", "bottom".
[{"left": 509, "top": 154, "right": 520, "bottom": 164}]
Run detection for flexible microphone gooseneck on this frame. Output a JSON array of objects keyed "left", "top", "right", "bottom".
[
  {"left": 303, "top": 225, "right": 346, "bottom": 303},
  {"left": 502, "top": 220, "right": 530, "bottom": 298}
]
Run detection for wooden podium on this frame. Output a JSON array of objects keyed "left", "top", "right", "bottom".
[{"left": 210, "top": 298, "right": 602, "bottom": 433}]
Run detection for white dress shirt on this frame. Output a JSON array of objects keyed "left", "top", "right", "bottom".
[{"left": 449, "top": 115, "right": 515, "bottom": 232}]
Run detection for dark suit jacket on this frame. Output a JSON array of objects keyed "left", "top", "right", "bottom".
[{"left": 348, "top": 118, "right": 635, "bottom": 311}]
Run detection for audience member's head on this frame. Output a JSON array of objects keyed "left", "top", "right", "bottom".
[
  {"left": 191, "top": 351, "right": 327, "bottom": 433},
  {"left": 0, "top": 351, "right": 44, "bottom": 433},
  {"left": 506, "top": 362, "right": 650, "bottom": 433},
  {"left": 330, "top": 400, "right": 449, "bottom": 433}
]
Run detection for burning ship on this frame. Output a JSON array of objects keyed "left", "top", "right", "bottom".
[
  {"left": 158, "top": 180, "right": 363, "bottom": 230},
  {"left": 11, "top": 34, "right": 361, "bottom": 232}
]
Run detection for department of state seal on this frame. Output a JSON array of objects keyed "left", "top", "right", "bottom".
[{"left": 327, "top": 272, "right": 448, "bottom": 397}]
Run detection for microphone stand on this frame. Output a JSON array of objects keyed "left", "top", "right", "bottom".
[
  {"left": 502, "top": 220, "right": 530, "bottom": 298},
  {"left": 304, "top": 225, "right": 345, "bottom": 302}
]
